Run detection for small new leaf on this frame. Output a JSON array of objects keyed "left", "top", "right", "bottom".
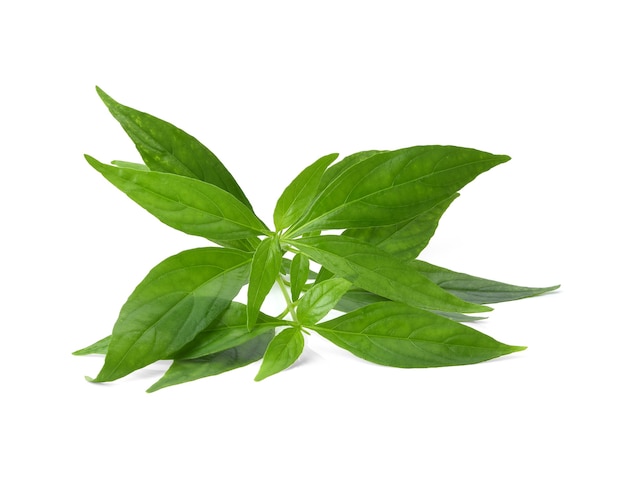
[
  {"left": 255, "top": 327, "right": 305, "bottom": 381},
  {"left": 289, "top": 253, "right": 310, "bottom": 301},
  {"left": 297, "top": 278, "right": 352, "bottom": 325},
  {"left": 247, "top": 236, "right": 283, "bottom": 329}
]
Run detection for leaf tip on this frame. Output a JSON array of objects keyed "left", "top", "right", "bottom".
[{"left": 95, "top": 85, "right": 109, "bottom": 100}]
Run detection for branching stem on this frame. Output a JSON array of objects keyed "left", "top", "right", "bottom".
[{"left": 277, "top": 275, "right": 298, "bottom": 323}]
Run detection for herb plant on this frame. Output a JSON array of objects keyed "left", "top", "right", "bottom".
[{"left": 74, "top": 87, "right": 558, "bottom": 392}]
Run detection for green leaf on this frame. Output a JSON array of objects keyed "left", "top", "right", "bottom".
[
  {"left": 247, "top": 237, "right": 283, "bottom": 329},
  {"left": 255, "top": 327, "right": 305, "bottom": 381},
  {"left": 334, "top": 288, "right": 385, "bottom": 313},
  {"left": 72, "top": 336, "right": 110, "bottom": 356},
  {"left": 310, "top": 302, "right": 525, "bottom": 368},
  {"left": 411, "top": 260, "right": 560, "bottom": 304},
  {"left": 288, "top": 146, "right": 509, "bottom": 235},
  {"left": 176, "top": 302, "right": 287, "bottom": 360},
  {"left": 297, "top": 278, "right": 352, "bottom": 325},
  {"left": 313, "top": 194, "right": 458, "bottom": 283},
  {"left": 96, "top": 86, "right": 253, "bottom": 209},
  {"left": 90, "top": 248, "right": 252, "bottom": 383},
  {"left": 317, "top": 150, "right": 384, "bottom": 192},
  {"left": 273, "top": 153, "right": 339, "bottom": 231},
  {"left": 289, "top": 235, "right": 490, "bottom": 314},
  {"left": 85, "top": 155, "right": 268, "bottom": 243},
  {"left": 147, "top": 332, "right": 274, "bottom": 393},
  {"left": 344, "top": 193, "right": 459, "bottom": 261},
  {"left": 289, "top": 253, "right": 310, "bottom": 301},
  {"left": 333, "top": 288, "right": 485, "bottom": 322}
]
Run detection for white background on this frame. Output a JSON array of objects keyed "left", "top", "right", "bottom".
[{"left": 2, "top": 1, "right": 624, "bottom": 478}]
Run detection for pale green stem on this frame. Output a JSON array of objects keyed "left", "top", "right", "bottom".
[{"left": 277, "top": 275, "right": 298, "bottom": 323}]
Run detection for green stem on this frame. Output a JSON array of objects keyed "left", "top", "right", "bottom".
[{"left": 277, "top": 275, "right": 298, "bottom": 323}]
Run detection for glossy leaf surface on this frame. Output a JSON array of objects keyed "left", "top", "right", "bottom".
[
  {"left": 255, "top": 327, "right": 304, "bottom": 381},
  {"left": 411, "top": 260, "right": 560, "bottom": 304},
  {"left": 90, "top": 248, "right": 252, "bottom": 382},
  {"left": 85, "top": 155, "right": 268, "bottom": 242},
  {"left": 297, "top": 278, "right": 352, "bottom": 325},
  {"left": 173, "top": 302, "right": 286, "bottom": 360},
  {"left": 289, "top": 253, "right": 310, "bottom": 301},
  {"left": 289, "top": 146, "right": 509, "bottom": 235},
  {"left": 247, "top": 237, "right": 283, "bottom": 329},
  {"left": 79, "top": 93, "right": 557, "bottom": 391},
  {"left": 273, "top": 153, "right": 339, "bottom": 230},
  {"left": 289, "top": 235, "right": 490, "bottom": 314},
  {"left": 311, "top": 302, "right": 525, "bottom": 367},
  {"left": 96, "top": 87, "right": 253, "bottom": 208},
  {"left": 344, "top": 193, "right": 459, "bottom": 261},
  {"left": 147, "top": 332, "right": 274, "bottom": 392}
]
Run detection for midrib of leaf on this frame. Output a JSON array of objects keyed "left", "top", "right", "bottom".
[
  {"left": 116, "top": 171, "right": 267, "bottom": 233},
  {"left": 203, "top": 319, "right": 291, "bottom": 333},
  {"left": 106, "top": 258, "right": 251, "bottom": 377},
  {"left": 117, "top": 110, "right": 199, "bottom": 180},
  {"left": 313, "top": 318, "right": 515, "bottom": 351},
  {"left": 290, "top": 156, "right": 502, "bottom": 235}
]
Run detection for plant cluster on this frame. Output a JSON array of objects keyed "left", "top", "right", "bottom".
[{"left": 74, "top": 87, "right": 558, "bottom": 392}]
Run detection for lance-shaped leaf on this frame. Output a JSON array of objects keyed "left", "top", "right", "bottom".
[
  {"left": 297, "top": 278, "right": 352, "bottom": 325},
  {"left": 89, "top": 248, "right": 252, "bottom": 383},
  {"left": 288, "top": 235, "right": 490, "bottom": 314},
  {"left": 177, "top": 302, "right": 288, "bottom": 360},
  {"left": 344, "top": 193, "right": 459, "bottom": 261},
  {"left": 289, "top": 253, "right": 310, "bottom": 301},
  {"left": 333, "top": 289, "right": 484, "bottom": 322},
  {"left": 85, "top": 155, "right": 268, "bottom": 242},
  {"left": 288, "top": 145, "right": 509, "bottom": 235},
  {"left": 310, "top": 302, "right": 525, "bottom": 368},
  {"left": 273, "top": 153, "right": 339, "bottom": 231},
  {"left": 96, "top": 87, "right": 253, "bottom": 209},
  {"left": 411, "top": 260, "right": 560, "bottom": 304},
  {"left": 313, "top": 193, "right": 459, "bottom": 285},
  {"left": 333, "top": 260, "right": 557, "bottom": 317},
  {"left": 147, "top": 332, "right": 274, "bottom": 393},
  {"left": 247, "top": 237, "right": 283, "bottom": 329},
  {"left": 255, "top": 327, "right": 305, "bottom": 381}
]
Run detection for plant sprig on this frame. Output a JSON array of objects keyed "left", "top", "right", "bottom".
[{"left": 74, "top": 87, "right": 558, "bottom": 392}]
